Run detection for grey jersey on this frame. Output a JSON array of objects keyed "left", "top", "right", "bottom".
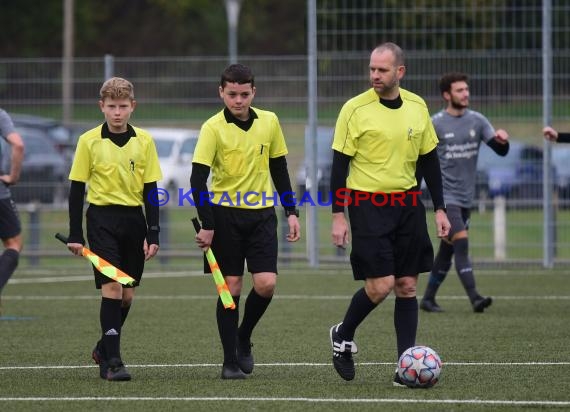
[
  {"left": 432, "top": 109, "right": 495, "bottom": 208},
  {"left": 0, "top": 109, "right": 16, "bottom": 199}
]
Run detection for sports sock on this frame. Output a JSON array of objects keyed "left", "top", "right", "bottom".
[
  {"left": 98, "top": 303, "right": 131, "bottom": 351},
  {"left": 423, "top": 241, "right": 453, "bottom": 301},
  {"left": 338, "top": 287, "right": 377, "bottom": 341},
  {"left": 100, "top": 297, "right": 123, "bottom": 361},
  {"left": 238, "top": 288, "right": 272, "bottom": 342},
  {"left": 453, "top": 238, "right": 480, "bottom": 302},
  {"left": 217, "top": 295, "right": 240, "bottom": 365},
  {"left": 121, "top": 304, "right": 131, "bottom": 325},
  {"left": 394, "top": 296, "right": 418, "bottom": 359},
  {"left": 0, "top": 249, "right": 20, "bottom": 290}
]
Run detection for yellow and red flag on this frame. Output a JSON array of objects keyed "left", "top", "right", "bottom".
[
  {"left": 192, "top": 218, "right": 236, "bottom": 310},
  {"left": 55, "top": 233, "right": 136, "bottom": 286}
]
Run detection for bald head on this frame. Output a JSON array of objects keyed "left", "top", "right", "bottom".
[{"left": 372, "top": 42, "right": 405, "bottom": 67}]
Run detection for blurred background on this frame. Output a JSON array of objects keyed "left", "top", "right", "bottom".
[{"left": 0, "top": 0, "right": 569, "bottom": 269}]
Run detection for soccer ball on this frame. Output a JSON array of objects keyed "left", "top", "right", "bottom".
[{"left": 397, "top": 345, "right": 442, "bottom": 388}]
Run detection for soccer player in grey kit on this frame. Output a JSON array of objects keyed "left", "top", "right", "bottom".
[
  {"left": 0, "top": 109, "right": 24, "bottom": 315},
  {"left": 419, "top": 72, "right": 509, "bottom": 313}
]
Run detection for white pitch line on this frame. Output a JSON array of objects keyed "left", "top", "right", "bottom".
[
  {"left": 1, "top": 361, "right": 569, "bottom": 371},
  {"left": 0, "top": 396, "right": 568, "bottom": 406}
]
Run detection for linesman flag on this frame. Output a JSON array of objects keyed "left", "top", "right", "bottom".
[
  {"left": 55, "top": 233, "right": 136, "bottom": 286},
  {"left": 192, "top": 217, "right": 236, "bottom": 310}
]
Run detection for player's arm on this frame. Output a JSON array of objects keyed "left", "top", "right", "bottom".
[
  {"left": 68, "top": 180, "right": 86, "bottom": 255},
  {"left": 190, "top": 162, "right": 214, "bottom": 249},
  {"left": 1, "top": 131, "right": 24, "bottom": 185},
  {"left": 142, "top": 181, "right": 160, "bottom": 260},
  {"left": 330, "top": 149, "right": 351, "bottom": 247},
  {"left": 417, "top": 149, "right": 450, "bottom": 238},
  {"left": 543, "top": 126, "right": 570, "bottom": 143},
  {"left": 143, "top": 181, "right": 160, "bottom": 246},
  {"left": 486, "top": 138, "right": 509, "bottom": 156},
  {"left": 269, "top": 155, "right": 300, "bottom": 242},
  {"left": 416, "top": 149, "right": 445, "bottom": 212}
]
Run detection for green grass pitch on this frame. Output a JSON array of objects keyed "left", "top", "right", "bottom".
[{"left": 0, "top": 265, "right": 569, "bottom": 411}]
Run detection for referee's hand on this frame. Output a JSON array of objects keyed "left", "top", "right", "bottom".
[
  {"left": 435, "top": 210, "right": 450, "bottom": 238},
  {"left": 331, "top": 212, "right": 349, "bottom": 248}
]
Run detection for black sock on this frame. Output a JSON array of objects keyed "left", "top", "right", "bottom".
[
  {"left": 423, "top": 241, "right": 453, "bottom": 301},
  {"left": 121, "top": 304, "right": 131, "bottom": 325},
  {"left": 394, "top": 296, "right": 418, "bottom": 359},
  {"left": 338, "top": 288, "right": 377, "bottom": 341},
  {"left": 0, "top": 249, "right": 19, "bottom": 290},
  {"left": 453, "top": 238, "right": 480, "bottom": 302},
  {"left": 238, "top": 288, "right": 272, "bottom": 342},
  {"left": 98, "top": 303, "right": 131, "bottom": 351},
  {"left": 100, "top": 297, "right": 122, "bottom": 361},
  {"left": 217, "top": 295, "right": 240, "bottom": 365}
]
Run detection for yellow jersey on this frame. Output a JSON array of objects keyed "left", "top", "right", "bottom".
[
  {"left": 332, "top": 88, "right": 438, "bottom": 193},
  {"left": 69, "top": 124, "right": 162, "bottom": 206},
  {"left": 192, "top": 107, "right": 288, "bottom": 208}
]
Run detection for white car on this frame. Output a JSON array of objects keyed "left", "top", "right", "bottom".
[{"left": 147, "top": 127, "right": 199, "bottom": 205}]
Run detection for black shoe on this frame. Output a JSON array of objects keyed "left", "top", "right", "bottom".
[
  {"left": 92, "top": 340, "right": 104, "bottom": 364},
  {"left": 92, "top": 340, "right": 108, "bottom": 379},
  {"left": 221, "top": 363, "right": 247, "bottom": 380},
  {"left": 393, "top": 370, "right": 409, "bottom": 388},
  {"left": 106, "top": 358, "right": 131, "bottom": 381},
  {"left": 237, "top": 337, "right": 254, "bottom": 374},
  {"left": 330, "top": 323, "right": 358, "bottom": 381},
  {"left": 473, "top": 296, "right": 493, "bottom": 313},
  {"left": 420, "top": 298, "right": 443, "bottom": 313}
]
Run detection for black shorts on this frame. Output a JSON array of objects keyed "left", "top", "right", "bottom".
[
  {"left": 207, "top": 205, "right": 278, "bottom": 276},
  {"left": 86, "top": 205, "right": 147, "bottom": 289},
  {"left": 347, "top": 192, "right": 433, "bottom": 279},
  {"left": 446, "top": 204, "right": 470, "bottom": 239},
  {"left": 0, "top": 198, "right": 21, "bottom": 240}
]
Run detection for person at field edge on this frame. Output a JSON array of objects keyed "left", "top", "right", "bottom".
[
  {"left": 543, "top": 127, "right": 570, "bottom": 143},
  {"left": 328, "top": 42, "right": 450, "bottom": 385},
  {"left": 419, "top": 72, "right": 509, "bottom": 314},
  {"left": 0, "top": 109, "right": 24, "bottom": 315},
  {"left": 66, "top": 77, "right": 162, "bottom": 381},
  {"left": 190, "top": 63, "right": 301, "bottom": 380}
]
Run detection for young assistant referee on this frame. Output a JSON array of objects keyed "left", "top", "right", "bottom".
[
  {"left": 191, "top": 64, "right": 300, "bottom": 379},
  {"left": 66, "top": 77, "right": 162, "bottom": 381}
]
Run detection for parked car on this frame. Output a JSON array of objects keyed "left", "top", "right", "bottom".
[
  {"left": 475, "top": 140, "right": 555, "bottom": 206},
  {"left": 1, "top": 126, "right": 68, "bottom": 204},
  {"left": 12, "top": 114, "right": 74, "bottom": 156},
  {"left": 148, "top": 127, "right": 199, "bottom": 204},
  {"left": 551, "top": 146, "right": 570, "bottom": 201},
  {"left": 296, "top": 126, "right": 334, "bottom": 201},
  {"left": 419, "top": 140, "right": 552, "bottom": 208}
]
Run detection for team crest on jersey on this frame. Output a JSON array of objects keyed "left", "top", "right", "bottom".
[{"left": 470, "top": 129, "right": 476, "bottom": 138}]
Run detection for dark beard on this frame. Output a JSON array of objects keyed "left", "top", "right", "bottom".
[{"left": 450, "top": 101, "right": 467, "bottom": 110}]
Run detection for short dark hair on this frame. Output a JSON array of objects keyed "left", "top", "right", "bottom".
[
  {"left": 220, "top": 64, "right": 254, "bottom": 88},
  {"left": 439, "top": 72, "right": 469, "bottom": 95}
]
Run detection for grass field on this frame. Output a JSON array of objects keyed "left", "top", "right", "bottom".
[{"left": 0, "top": 265, "right": 569, "bottom": 411}]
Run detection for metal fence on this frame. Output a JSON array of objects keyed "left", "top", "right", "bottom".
[{"left": 1, "top": 1, "right": 570, "bottom": 266}]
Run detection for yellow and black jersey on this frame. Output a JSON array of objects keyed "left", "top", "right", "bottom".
[
  {"left": 69, "top": 124, "right": 162, "bottom": 206},
  {"left": 193, "top": 107, "right": 288, "bottom": 208},
  {"left": 332, "top": 88, "right": 438, "bottom": 193}
]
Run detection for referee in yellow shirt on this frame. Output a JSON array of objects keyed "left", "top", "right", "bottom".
[
  {"left": 328, "top": 43, "right": 450, "bottom": 385},
  {"left": 66, "top": 77, "right": 162, "bottom": 381},
  {"left": 190, "top": 64, "right": 300, "bottom": 379}
]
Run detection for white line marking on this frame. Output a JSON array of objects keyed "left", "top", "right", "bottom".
[
  {"left": 0, "top": 361, "right": 568, "bottom": 370},
  {"left": 0, "top": 396, "right": 568, "bottom": 406}
]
